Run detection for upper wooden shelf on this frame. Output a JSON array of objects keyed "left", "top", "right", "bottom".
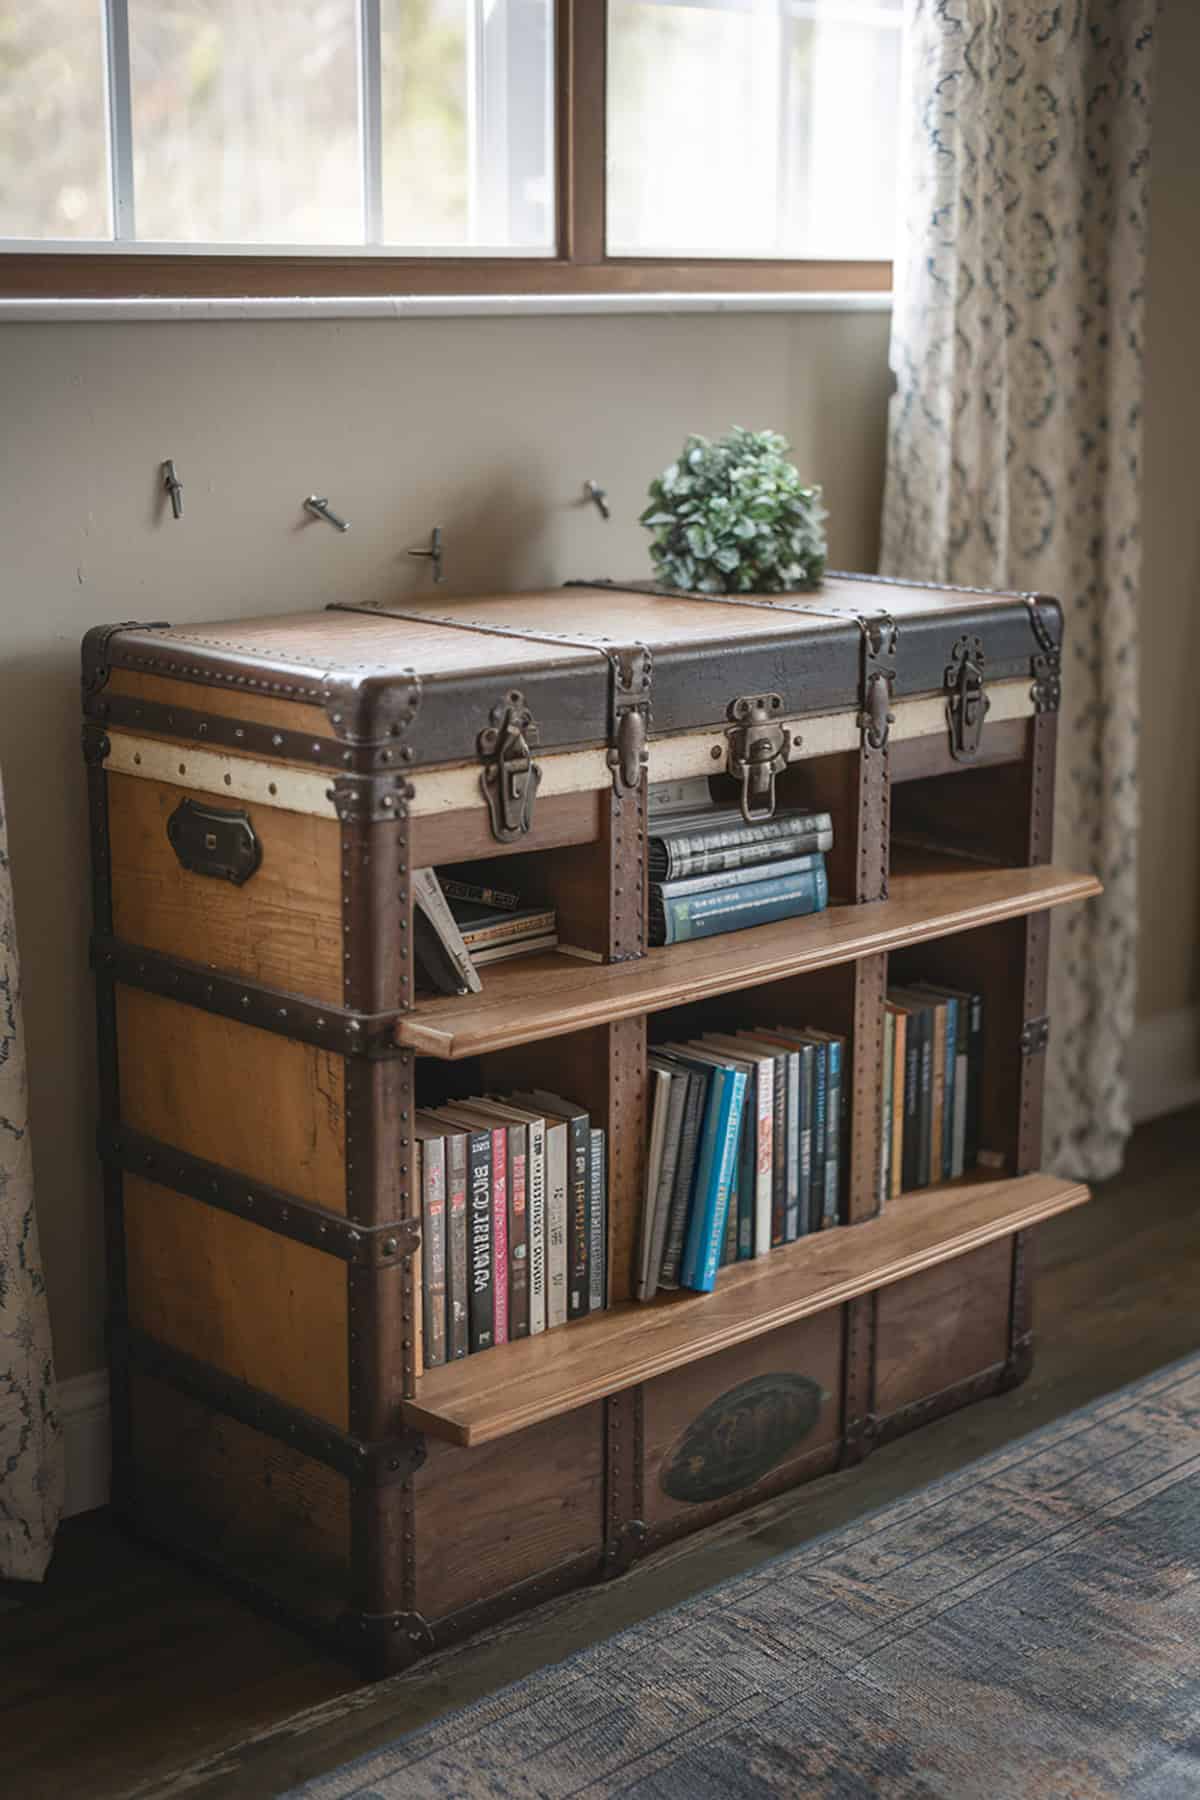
[
  {"left": 403, "top": 1169, "right": 1089, "bottom": 1446},
  {"left": 396, "top": 855, "right": 1101, "bottom": 1060}
]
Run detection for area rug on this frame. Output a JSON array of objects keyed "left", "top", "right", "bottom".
[{"left": 287, "top": 1355, "right": 1200, "bottom": 1798}]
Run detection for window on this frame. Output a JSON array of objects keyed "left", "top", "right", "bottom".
[{"left": 0, "top": 1, "right": 898, "bottom": 297}]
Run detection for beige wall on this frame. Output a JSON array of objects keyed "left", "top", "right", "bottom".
[
  {"left": 1139, "top": 0, "right": 1200, "bottom": 1022},
  {"left": 0, "top": 307, "right": 891, "bottom": 1380}
]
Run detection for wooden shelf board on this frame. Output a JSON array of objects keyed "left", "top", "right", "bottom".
[
  {"left": 397, "top": 858, "right": 1101, "bottom": 1060},
  {"left": 403, "top": 1170, "right": 1090, "bottom": 1446}
]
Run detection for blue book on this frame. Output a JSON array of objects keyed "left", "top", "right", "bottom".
[
  {"left": 680, "top": 1065, "right": 748, "bottom": 1292},
  {"left": 653, "top": 863, "right": 828, "bottom": 946}
]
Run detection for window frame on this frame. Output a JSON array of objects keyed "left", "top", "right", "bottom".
[{"left": 0, "top": 0, "right": 892, "bottom": 300}]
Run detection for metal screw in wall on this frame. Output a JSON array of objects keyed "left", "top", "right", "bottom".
[
  {"left": 584, "top": 480, "right": 611, "bottom": 520},
  {"left": 304, "top": 496, "right": 351, "bottom": 532},
  {"left": 408, "top": 526, "right": 445, "bottom": 584},
  {"left": 162, "top": 460, "right": 184, "bottom": 520}
]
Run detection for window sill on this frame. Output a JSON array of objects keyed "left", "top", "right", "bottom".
[{"left": 0, "top": 290, "right": 892, "bottom": 324}]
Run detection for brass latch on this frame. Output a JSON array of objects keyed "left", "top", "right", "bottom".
[
  {"left": 478, "top": 690, "right": 542, "bottom": 842},
  {"left": 726, "top": 692, "right": 792, "bottom": 823},
  {"left": 945, "top": 635, "right": 990, "bottom": 762}
]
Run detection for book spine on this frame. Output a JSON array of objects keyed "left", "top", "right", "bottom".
[
  {"left": 654, "top": 850, "right": 824, "bottom": 902},
  {"left": 412, "top": 868, "right": 481, "bottom": 994},
  {"left": 466, "top": 1130, "right": 494, "bottom": 1353},
  {"left": 459, "top": 909, "right": 556, "bottom": 949},
  {"left": 655, "top": 811, "right": 833, "bottom": 879},
  {"left": 659, "top": 864, "right": 828, "bottom": 946},
  {"left": 660, "top": 1073, "right": 705, "bottom": 1288},
  {"left": 527, "top": 1118, "right": 546, "bottom": 1336},
  {"left": 489, "top": 1128, "right": 508, "bottom": 1346},
  {"left": 965, "top": 994, "right": 984, "bottom": 1168},
  {"left": 741, "top": 1063, "right": 771, "bottom": 1260},
  {"left": 769, "top": 1057, "right": 787, "bottom": 1247},
  {"left": 822, "top": 1037, "right": 842, "bottom": 1228},
  {"left": 880, "top": 1010, "right": 895, "bottom": 1207},
  {"left": 952, "top": 1049, "right": 968, "bottom": 1179},
  {"left": 507, "top": 1125, "right": 529, "bottom": 1339},
  {"left": 566, "top": 1117, "right": 590, "bottom": 1320},
  {"left": 680, "top": 1068, "right": 727, "bottom": 1287},
  {"left": 439, "top": 877, "right": 520, "bottom": 911},
  {"left": 916, "top": 1013, "right": 933, "bottom": 1188},
  {"left": 421, "top": 1138, "right": 447, "bottom": 1370},
  {"left": 784, "top": 1048, "right": 802, "bottom": 1242},
  {"left": 942, "top": 998, "right": 958, "bottom": 1181},
  {"left": 929, "top": 1005, "right": 946, "bottom": 1188},
  {"left": 794, "top": 1046, "right": 812, "bottom": 1238},
  {"left": 546, "top": 1127, "right": 568, "bottom": 1328},
  {"left": 589, "top": 1127, "right": 606, "bottom": 1311},
  {"left": 810, "top": 1043, "right": 828, "bottom": 1228},
  {"left": 445, "top": 1134, "right": 469, "bottom": 1361},
  {"left": 684, "top": 1070, "right": 748, "bottom": 1293},
  {"left": 753, "top": 1059, "right": 775, "bottom": 1259},
  {"left": 891, "top": 1010, "right": 906, "bottom": 1200},
  {"left": 647, "top": 1074, "right": 688, "bottom": 1294},
  {"left": 900, "top": 1015, "right": 920, "bottom": 1192}
]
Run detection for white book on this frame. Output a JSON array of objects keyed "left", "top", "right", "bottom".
[
  {"left": 702, "top": 1036, "right": 775, "bottom": 1259},
  {"left": 412, "top": 867, "right": 482, "bottom": 994},
  {"left": 638, "top": 1066, "right": 672, "bottom": 1300},
  {"left": 544, "top": 1120, "right": 569, "bottom": 1328}
]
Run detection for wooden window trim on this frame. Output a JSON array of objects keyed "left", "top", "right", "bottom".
[{"left": 0, "top": 1, "right": 893, "bottom": 303}]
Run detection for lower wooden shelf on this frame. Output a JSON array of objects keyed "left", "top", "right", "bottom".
[{"left": 403, "top": 1169, "right": 1089, "bottom": 1447}]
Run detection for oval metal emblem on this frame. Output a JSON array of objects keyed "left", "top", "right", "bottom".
[{"left": 660, "top": 1372, "right": 825, "bottom": 1505}]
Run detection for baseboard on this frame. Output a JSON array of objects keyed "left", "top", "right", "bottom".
[
  {"left": 60, "top": 1369, "right": 110, "bottom": 1519},
  {"left": 1130, "top": 1006, "right": 1200, "bottom": 1125}
]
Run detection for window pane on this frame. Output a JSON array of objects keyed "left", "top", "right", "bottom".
[
  {"left": 607, "top": 0, "right": 902, "bottom": 260},
  {"left": 381, "top": 0, "right": 554, "bottom": 252},
  {"left": 0, "top": 2, "right": 110, "bottom": 240},
  {"left": 130, "top": 1, "right": 361, "bottom": 245}
]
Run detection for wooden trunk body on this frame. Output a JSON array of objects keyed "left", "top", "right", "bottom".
[{"left": 82, "top": 577, "right": 1092, "bottom": 1674}]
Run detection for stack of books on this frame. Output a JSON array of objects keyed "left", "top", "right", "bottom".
[
  {"left": 881, "top": 984, "right": 984, "bottom": 1200},
  {"left": 412, "top": 868, "right": 557, "bottom": 996},
  {"left": 415, "top": 1090, "right": 606, "bottom": 1369},
  {"left": 638, "top": 1025, "right": 846, "bottom": 1300},
  {"left": 647, "top": 793, "right": 833, "bottom": 947}
]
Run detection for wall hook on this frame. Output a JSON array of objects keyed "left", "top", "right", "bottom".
[
  {"left": 583, "top": 480, "right": 611, "bottom": 521},
  {"left": 407, "top": 526, "right": 445, "bottom": 584},
  {"left": 162, "top": 460, "right": 184, "bottom": 520},
  {"left": 304, "top": 495, "right": 350, "bottom": 533}
]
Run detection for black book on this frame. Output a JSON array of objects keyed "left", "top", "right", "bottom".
[
  {"left": 412, "top": 906, "right": 470, "bottom": 997},
  {"left": 516, "top": 1092, "right": 591, "bottom": 1320},
  {"left": 464, "top": 1127, "right": 494, "bottom": 1352},
  {"left": 892, "top": 995, "right": 924, "bottom": 1192}
]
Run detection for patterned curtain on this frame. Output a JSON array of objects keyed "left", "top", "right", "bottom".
[
  {"left": 0, "top": 776, "right": 62, "bottom": 1579},
  {"left": 881, "top": 0, "right": 1156, "bottom": 1181}
]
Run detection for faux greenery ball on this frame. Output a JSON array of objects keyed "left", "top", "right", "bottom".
[{"left": 640, "top": 427, "right": 827, "bottom": 595}]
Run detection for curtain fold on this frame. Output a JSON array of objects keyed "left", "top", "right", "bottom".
[
  {"left": 0, "top": 770, "right": 62, "bottom": 1580},
  {"left": 882, "top": 0, "right": 1156, "bottom": 1181}
]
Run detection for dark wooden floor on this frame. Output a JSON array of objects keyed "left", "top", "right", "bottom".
[{"left": 4, "top": 1106, "right": 1200, "bottom": 1800}]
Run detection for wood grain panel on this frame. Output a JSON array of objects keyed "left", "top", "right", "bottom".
[
  {"left": 874, "top": 1237, "right": 1013, "bottom": 1418},
  {"left": 109, "top": 773, "right": 343, "bottom": 1001},
  {"left": 129, "top": 1371, "right": 351, "bottom": 1621},
  {"left": 105, "top": 669, "right": 336, "bottom": 742},
  {"left": 410, "top": 1405, "right": 604, "bottom": 1619},
  {"left": 124, "top": 1177, "right": 349, "bottom": 1428},
  {"left": 410, "top": 790, "right": 602, "bottom": 867},
  {"left": 116, "top": 988, "right": 347, "bottom": 1210},
  {"left": 642, "top": 1312, "right": 843, "bottom": 1530}
]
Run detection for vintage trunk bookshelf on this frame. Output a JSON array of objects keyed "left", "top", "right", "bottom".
[{"left": 82, "top": 577, "right": 1099, "bottom": 1674}]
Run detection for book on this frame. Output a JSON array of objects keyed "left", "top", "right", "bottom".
[
  {"left": 413, "top": 906, "right": 471, "bottom": 997},
  {"left": 638, "top": 1065, "right": 673, "bottom": 1301},
  {"left": 677, "top": 1043, "right": 758, "bottom": 1272},
  {"left": 738, "top": 1032, "right": 805, "bottom": 1240},
  {"left": 505, "top": 1121, "right": 530, "bottom": 1337},
  {"left": 450, "top": 903, "right": 557, "bottom": 949},
  {"left": 483, "top": 1099, "right": 547, "bottom": 1335},
  {"left": 434, "top": 1105, "right": 510, "bottom": 1345},
  {"left": 544, "top": 1116, "right": 569, "bottom": 1327},
  {"left": 908, "top": 983, "right": 983, "bottom": 1174},
  {"left": 891, "top": 995, "right": 923, "bottom": 1192},
  {"left": 438, "top": 875, "right": 521, "bottom": 911},
  {"left": 470, "top": 933, "right": 558, "bottom": 966},
  {"left": 651, "top": 849, "right": 828, "bottom": 903},
  {"left": 886, "top": 1001, "right": 907, "bottom": 1200},
  {"left": 880, "top": 1007, "right": 895, "bottom": 1207},
  {"left": 649, "top": 861, "right": 829, "bottom": 947},
  {"left": 589, "top": 1127, "right": 606, "bottom": 1311},
  {"left": 462, "top": 1126, "right": 493, "bottom": 1352},
  {"left": 648, "top": 808, "right": 834, "bottom": 882},
  {"left": 413, "top": 1124, "right": 446, "bottom": 1368},
  {"left": 800, "top": 1028, "right": 845, "bottom": 1228},
  {"left": 679, "top": 1061, "right": 748, "bottom": 1293},
  {"left": 412, "top": 867, "right": 482, "bottom": 995},
  {"left": 645, "top": 1065, "right": 692, "bottom": 1290},
  {"left": 889, "top": 990, "right": 936, "bottom": 1189},
  {"left": 702, "top": 1036, "right": 774, "bottom": 1260},
  {"left": 657, "top": 1062, "right": 708, "bottom": 1289},
  {"left": 516, "top": 1093, "right": 591, "bottom": 1320}
]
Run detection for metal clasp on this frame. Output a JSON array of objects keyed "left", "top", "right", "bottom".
[
  {"left": 478, "top": 690, "right": 542, "bottom": 842},
  {"left": 726, "top": 692, "right": 792, "bottom": 823},
  {"left": 858, "top": 612, "right": 897, "bottom": 752},
  {"left": 945, "top": 634, "right": 990, "bottom": 761},
  {"left": 607, "top": 644, "right": 652, "bottom": 794}
]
